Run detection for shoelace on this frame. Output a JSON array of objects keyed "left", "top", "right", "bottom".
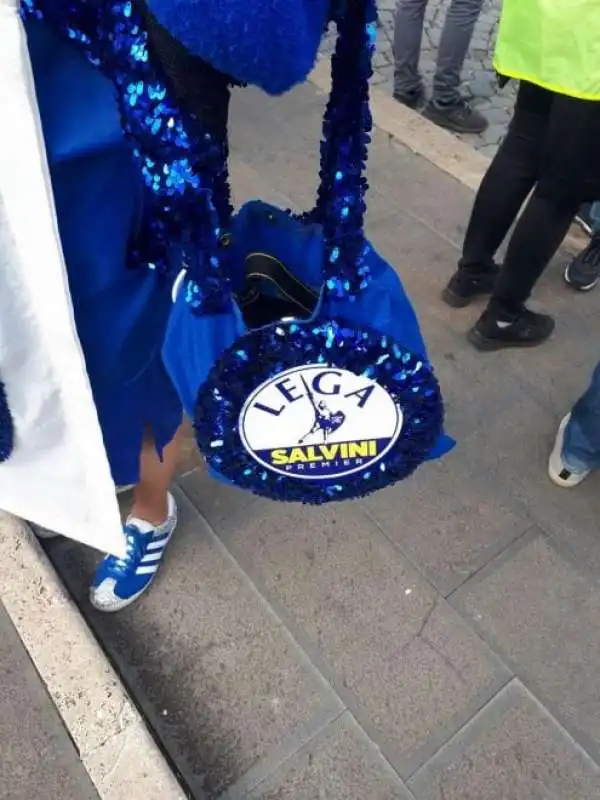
[{"left": 103, "top": 526, "right": 145, "bottom": 576}]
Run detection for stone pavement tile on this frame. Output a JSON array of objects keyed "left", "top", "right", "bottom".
[
  {"left": 46, "top": 494, "right": 341, "bottom": 799},
  {"left": 0, "top": 601, "right": 100, "bottom": 800},
  {"left": 366, "top": 133, "right": 475, "bottom": 246},
  {"left": 176, "top": 417, "right": 203, "bottom": 476},
  {"left": 408, "top": 680, "right": 600, "bottom": 800},
  {"left": 212, "top": 501, "right": 510, "bottom": 777},
  {"left": 178, "top": 464, "right": 256, "bottom": 529},
  {"left": 361, "top": 457, "right": 530, "bottom": 595},
  {"left": 456, "top": 387, "right": 600, "bottom": 576},
  {"left": 451, "top": 534, "right": 600, "bottom": 764},
  {"left": 229, "top": 85, "right": 324, "bottom": 211},
  {"left": 246, "top": 713, "right": 413, "bottom": 800}
]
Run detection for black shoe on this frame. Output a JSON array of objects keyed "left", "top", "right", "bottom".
[
  {"left": 468, "top": 306, "right": 555, "bottom": 351},
  {"left": 442, "top": 265, "right": 499, "bottom": 308},
  {"left": 393, "top": 86, "right": 425, "bottom": 111},
  {"left": 422, "top": 98, "right": 488, "bottom": 135},
  {"left": 564, "top": 234, "right": 600, "bottom": 291}
]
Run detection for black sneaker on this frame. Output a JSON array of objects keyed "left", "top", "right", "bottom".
[
  {"left": 393, "top": 86, "right": 425, "bottom": 111},
  {"left": 442, "top": 265, "right": 499, "bottom": 308},
  {"left": 564, "top": 234, "right": 600, "bottom": 291},
  {"left": 422, "top": 98, "right": 488, "bottom": 135},
  {"left": 468, "top": 306, "right": 555, "bottom": 351}
]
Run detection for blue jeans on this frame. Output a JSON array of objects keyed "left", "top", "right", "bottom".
[
  {"left": 563, "top": 361, "right": 600, "bottom": 472},
  {"left": 591, "top": 202, "right": 600, "bottom": 233}
]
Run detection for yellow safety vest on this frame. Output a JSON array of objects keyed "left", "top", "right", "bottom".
[{"left": 493, "top": 0, "right": 600, "bottom": 101}]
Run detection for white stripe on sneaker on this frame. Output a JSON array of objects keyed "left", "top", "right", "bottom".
[
  {"left": 136, "top": 564, "right": 160, "bottom": 576},
  {"left": 141, "top": 551, "right": 164, "bottom": 564},
  {"left": 147, "top": 537, "right": 169, "bottom": 551}
]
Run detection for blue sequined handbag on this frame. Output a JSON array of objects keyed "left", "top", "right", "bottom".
[{"left": 161, "top": 3, "right": 454, "bottom": 503}]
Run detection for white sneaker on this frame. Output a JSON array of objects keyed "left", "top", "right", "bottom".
[{"left": 548, "top": 414, "right": 591, "bottom": 488}]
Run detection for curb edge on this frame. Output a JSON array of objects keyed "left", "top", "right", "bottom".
[{"left": 0, "top": 513, "right": 186, "bottom": 800}]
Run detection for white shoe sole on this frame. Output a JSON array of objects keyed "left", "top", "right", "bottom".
[{"left": 548, "top": 414, "right": 590, "bottom": 488}]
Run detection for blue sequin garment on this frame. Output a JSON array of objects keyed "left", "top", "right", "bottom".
[{"left": 22, "top": 0, "right": 233, "bottom": 314}]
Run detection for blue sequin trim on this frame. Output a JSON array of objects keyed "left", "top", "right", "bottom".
[{"left": 0, "top": 379, "right": 15, "bottom": 463}]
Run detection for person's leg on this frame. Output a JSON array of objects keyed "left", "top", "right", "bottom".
[
  {"left": 443, "top": 86, "right": 544, "bottom": 307},
  {"left": 421, "top": 0, "right": 487, "bottom": 133},
  {"left": 130, "top": 427, "right": 182, "bottom": 525},
  {"left": 90, "top": 423, "right": 184, "bottom": 612},
  {"left": 549, "top": 361, "right": 600, "bottom": 486},
  {"left": 591, "top": 202, "right": 600, "bottom": 232},
  {"left": 467, "top": 190, "right": 577, "bottom": 350},
  {"left": 564, "top": 200, "right": 600, "bottom": 291},
  {"left": 393, "top": 0, "right": 428, "bottom": 108}
]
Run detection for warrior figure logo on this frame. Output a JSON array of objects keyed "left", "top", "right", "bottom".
[{"left": 298, "top": 375, "right": 346, "bottom": 443}]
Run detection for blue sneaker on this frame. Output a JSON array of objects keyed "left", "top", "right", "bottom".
[{"left": 90, "top": 492, "right": 177, "bottom": 612}]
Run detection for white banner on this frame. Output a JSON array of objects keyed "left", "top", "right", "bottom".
[{"left": 0, "top": 0, "right": 126, "bottom": 557}]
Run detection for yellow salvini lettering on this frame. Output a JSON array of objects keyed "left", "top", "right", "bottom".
[
  {"left": 305, "top": 446, "right": 323, "bottom": 462},
  {"left": 288, "top": 447, "right": 308, "bottom": 464},
  {"left": 340, "top": 442, "right": 349, "bottom": 459},
  {"left": 348, "top": 441, "right": 369, "bottom": 458},
  {"left": 320, "top": 444, "right": 339, "bottom": 460},
  {"left": 368, "top": 440, "right": 377, "bottom": 456},
  {"left": 270, "top": 449, "right": 289, "bottom": 465}
]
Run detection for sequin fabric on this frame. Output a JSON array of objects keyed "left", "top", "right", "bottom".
[
  {"left": 21, "top": 0, "right": 233, "bottom": 313},
  {"left": 194, "top": 318, "right": 444, "bottom": 503},
  {"left": 0, "top": 379, "right": 14, "bottom": 463}
]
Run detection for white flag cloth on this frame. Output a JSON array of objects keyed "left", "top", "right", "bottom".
[{"left": 0, "top": 0, "right": 126, "bottom": 557}]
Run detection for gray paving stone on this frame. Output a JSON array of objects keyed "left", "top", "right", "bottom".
[
  {"left": 367, "top": 134, "right": 474, "bottom": 246},
  {"left": 211, "top": 501, "right": 510, "bottom": 776},
  {"left": 408, "top": 680, "right": 600, "bottom": 800},
  {"left": 247, "top": 714, "right": 413, "bottom": 800},
  {"left": 362, "top": 457, "right": 530, "bottom": 595},
  {"left": 179, "top": 464, "right": 257, "bottom": 529},
  {"left": 454, "top": 385, "right": 600, "bottom": 576},
  {"left": 0, "top": 602, "right": 99, "bottom": 800},
  {"left": 46, "top": 495, "right": 340, "bottom": 799},
  {"left": 451, "top": 535, "right": 600, "bottom": 763}
]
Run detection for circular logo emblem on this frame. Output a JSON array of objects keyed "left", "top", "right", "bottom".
[{"left": 239, "top": 364, "right": 403, "bottom": 481}]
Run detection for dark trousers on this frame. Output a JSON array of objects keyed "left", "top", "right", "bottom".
[{"left": 460, "top": 83, "right": 581, "bottom": 313}]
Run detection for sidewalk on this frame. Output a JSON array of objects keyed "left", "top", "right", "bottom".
[
  {"left": 0, "top": 600, "right": 99, "bottom": 800},
  {"left": 44, "top": 78, "right": 600, "bottom": 800}
]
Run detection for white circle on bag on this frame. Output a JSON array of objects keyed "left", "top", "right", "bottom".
[{"left": 239, "top": 364, "right": 403, "bottom": 480}]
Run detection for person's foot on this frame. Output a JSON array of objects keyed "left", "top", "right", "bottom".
[
  {"left": 393, "top": 86, "right": 425, "bottom": 110},
  {"left": 468, "top": 305, "right": 555, "bottom": 351},
  {"left": 442, "top": 264, "right": 499, "bottom": 308},
  {"left": 422, "top": 98, "right": 488, "bottom": 135},
  {"left": 90, "top": 492, "right": 178, "bottom": 612},
  {"left": 548, "top": 414, "right": 591, "bottom": 488},
  {"left": 564, "top": 233, "right": 600, "bottom": 292}
]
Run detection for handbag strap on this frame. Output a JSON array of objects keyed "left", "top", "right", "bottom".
[{"left": 23, "top": 0, "right": 378, "bottom": 309}]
